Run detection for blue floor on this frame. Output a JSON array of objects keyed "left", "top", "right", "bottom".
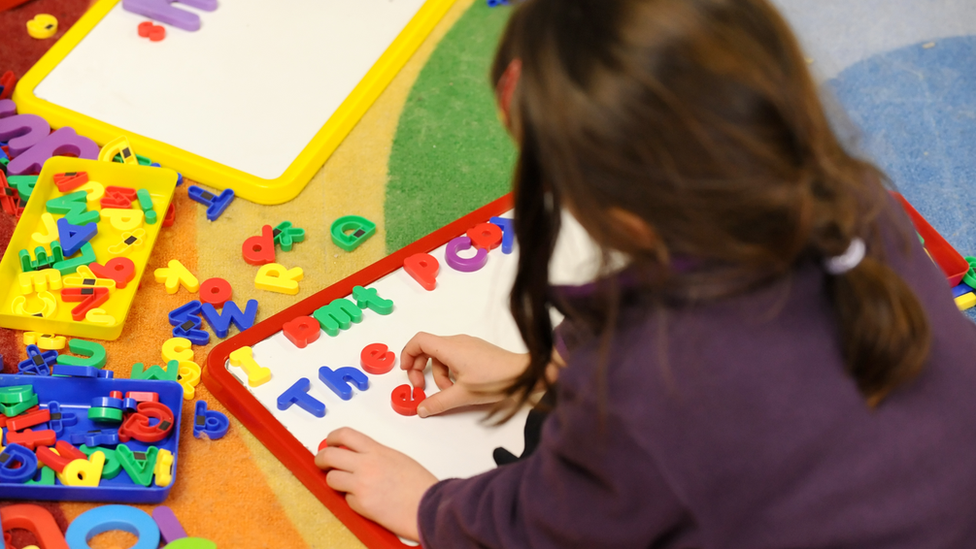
[{"left": 774, "top": 0, "right": 976, "bottom": 320}]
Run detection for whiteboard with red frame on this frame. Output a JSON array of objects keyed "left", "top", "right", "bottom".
[{"left": 203, "top": 195, "right": 601, "bottom": 548}]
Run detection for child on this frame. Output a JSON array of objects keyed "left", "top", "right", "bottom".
[{"left": 317, "top": 0, "right": 976, "bottom": 545}]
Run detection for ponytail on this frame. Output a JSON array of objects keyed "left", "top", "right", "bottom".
[
  {"left": 503, "top": 122, "right": 561, "bottom": 421},
  {"left": 823, "top": 242, "right": 931, "bottom": 407}
]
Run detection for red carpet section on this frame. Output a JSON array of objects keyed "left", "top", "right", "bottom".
[
  {"left": 0, "top": 0, "right": 93, "bottom": 77},
  {"left": 1, "top": 0, "right": 94, "bottom": 373}
]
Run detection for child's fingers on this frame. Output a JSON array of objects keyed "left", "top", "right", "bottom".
[
  {"left": 407, "top": 368, "right": 426, "bottom": 390},
  {"left": 405, "top": 353, "right": 429, "bottom": 376},
  {"left": 315, "top": 446, "right": 359, "bottom": 472},
  {"left": 398, "top": 348, "right": 428, "bottom": 375},
  {"left": 402, "top": 332, "right": 462, "bottom": 373},
  {"left": 431, "top": 359, "right": 453, "bottom": 391},
  {"left": 325, "top": 469, "right": 356, "bottom": 493},
  {"left": 345, "top": 493, "right": 366, "bottom": 518},
  {"left": 400, "top": 332, "right": 439, "bottom": 369},
  {"left": 417, "top": 385, "right": 467, "bottom": 418},
  {"left": 327, "top": 427, "right": 376, "bottom": 453}
]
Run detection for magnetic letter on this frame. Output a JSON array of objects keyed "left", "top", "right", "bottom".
[
  {"left": 282, "top": 315, "right": 321, "bottom": 349},
  {"left": 467, "top": 222, "right": 503, "bottom": 251},
  {"left": 0, "top": 113, "right": 50, "bottom": 157},
  {"left": 228, "top": 346, "right": 271, "bottom": 387},
  {"left": 312, "top": 299, "right": 362, "bottom": 337},
  {"left": 242, "top": 225, "right": 276, "bottom": 266},
  {"left": 318, "top": 366, "right": 369, "bottom": 400},
  {"left": 490, "top": 216, "right": 515, "bottom": 254},
  {"left": 403, "top": 253, "right": 438, "bottom": 291},
  {"left": 351, "top": 285, "right": 394, "bottom": 315},
  {"left": 360, "top": 343, "right": 396, "bottom": 375},
  {"left": 391, "top": 385, "right": 426, "bottom": 416},
  {"left": 277, "top": 378, "right": 326, "bottom": 418},
  {"left": 7, "top": 127, "right": 99, "bottom": 176},
  {"left": 445, "top": 236, "right": 488, "bottom": 273}
]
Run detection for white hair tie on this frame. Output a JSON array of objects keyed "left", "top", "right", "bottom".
[{"left": 824, "top": 238, "right": 866, "bottom": 275}]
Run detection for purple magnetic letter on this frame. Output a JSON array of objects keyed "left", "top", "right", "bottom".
[
  {"left": 7, "top": 127, "right": 99, "bottom": 176},
  {"left": 0, "top": 99, "right": 16, "bottom": 119},
  {"left": 445, "top": 236, "right": 489, "bottom": 272},
  {"left": 0, "top": 113, "right": 51, "bottom": 157},
  {"left": 152, "top": 506, "right": 188, "bottom": 544},
  {"left": 123, "top": 0, "right": 217, "bottom": 32}
]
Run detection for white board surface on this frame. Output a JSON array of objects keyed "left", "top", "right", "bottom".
[
  {"left": 227, "top": 212, "right": 602, "bottom": 483},
  {"left": 34, "top": 0, "right": 428, "bottom": 180}
]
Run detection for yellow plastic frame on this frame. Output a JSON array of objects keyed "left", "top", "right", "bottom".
[
  {"left": 0, "top": 157, "right": 177, "bottom": 340},
  {"left": 12, "top": 0, "right": 458, "bottom": 205}
]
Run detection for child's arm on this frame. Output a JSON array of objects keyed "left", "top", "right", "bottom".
[
  {"left": 316, "top": 428, "right": 437, "bottom": 542},
  {"left": 317, "top": 377, "right": 685, "bottom": 547}
]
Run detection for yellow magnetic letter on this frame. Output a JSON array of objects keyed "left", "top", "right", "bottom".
[
  {"left": 85, "top": 308, "right": 116, "bottom": 326},
  {"left": 63, "top": 265, "right": 116, "bottom": 292},
  {"left": 99, "top": 136, "right": 139, "bottom": 165},
  {"left": 102, "top": 208, "right": 145, "bottom": 231},
  {"left": 12, "top": 291, "right": 57, "bottom": 317},
  {"left": 78, "top": 181, "right": 105, "bottom": 208},
  {"left": 31, "top": 213, "right": 59, "bottom": 245},
  {"left": 107, "top": 228, "right": 146, "bottom": 256},
  {"left": 255, "top": 263, "right": 304, "bottom": 295},
  {"left": 155, "top": 449, "right": 174, "bottom": 487},
  {"left": 154, "top": 259, "right": 200, "bottom": 294},
  {"left": 177, "top": 360, "right": 201, "bottom": 400},
  {"left": 18, "top": 269, "right": 62, "bottom": 295},
  {"left": 61, "top": 452, "right": 105, "bottom": 487},
  {"left": 162, "top": 337, "right": 194, "bottom": 362},
  {"left": 23, "top": 332, "right": 66, "bottom": 350},
  {"left": 228, "top": 346, "right": 271, "bottom": 387}
]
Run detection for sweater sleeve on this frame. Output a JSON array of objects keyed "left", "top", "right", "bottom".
[{"left": 417, "top": 375, "right": 690, "bottom": 548}]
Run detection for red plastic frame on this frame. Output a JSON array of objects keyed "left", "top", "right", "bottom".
[
  {"left": 0, "top": 0, "right": 31, "bottom": 11},
  {"left": 203, "top": 194, "right": 513, "bottom": 549},
  {"left": 892, "top": 192, "right": 969, "bottom": 286}
]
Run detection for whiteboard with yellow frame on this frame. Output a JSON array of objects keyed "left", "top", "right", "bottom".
[{"left": 12, "top": 0, "right": 457, "bottom": 205}]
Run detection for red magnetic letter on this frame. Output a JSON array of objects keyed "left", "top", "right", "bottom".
[
  {"left": 6, "top": 429, "right": 56, "bottom": 450},
  {"left": 282, "top": 316, "right": 321, "bottom": 349},
  {"left": 391, "top": 385, "right": 426, "bottom": 416},
  {"left": 53, "top": 171, "right": 89, "bottom": 193},
  {"left": 60, "top": 287, "right": 110, "bottom": 321},
  {"left": 100, "top": 186, "right": 138, "bottom": 208},
  {"left": 89, "top": 257, "right": 136, "bottom": 289},
  {"left": 360, "top": 343, "right": 396, "bottom": 375},
  {"left": 242, "top": 225, "right": 276, "bottom": 266},
  {"left": 200, "top": 277, "right": 233, "bottom": 308},
  {"left": 0, "top": 504, "right": 69, "bottom": 549},
  {"left": 7, "top": 408, "right": 50, "bottom": 432},
  {"left": 403, "top": 253, "right": 438, "bottom": 291},
  {"left": 466, "top": 222, "right": 503, "bottom": 251}
]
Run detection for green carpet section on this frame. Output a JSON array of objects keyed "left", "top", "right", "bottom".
[{"left": 385, "top": 1, "right": 517, "bottom": 252}]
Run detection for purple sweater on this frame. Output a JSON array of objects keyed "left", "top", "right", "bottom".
[{"left": 418, "top": 208, "right": 976, "bottom": 548}]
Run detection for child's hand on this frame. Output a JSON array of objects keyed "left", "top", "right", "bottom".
[
  {"left": 316, "top": 427, "right": 437, "bottom": 542},
  {"left": 400, "top": 332, "right": 530, "bottom": 417}
]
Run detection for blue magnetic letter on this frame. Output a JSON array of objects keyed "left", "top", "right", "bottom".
[
  {"left": 277, "top": 378, "right": 326, "bottom": 418},
  {"left": 318, "top": 367, "right": 369, "bottom": 401}
]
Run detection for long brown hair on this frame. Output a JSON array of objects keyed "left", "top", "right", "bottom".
[{"left": 494, "top": 0, "right": 930, "bottom": 412}]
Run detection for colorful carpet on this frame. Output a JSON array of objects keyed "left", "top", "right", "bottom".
[
  {"left": 1, "top": 0, "right": 975, "bottom": 547},
  {"left": 0, "top": 0, "right": 512, "bottom": 547}
]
